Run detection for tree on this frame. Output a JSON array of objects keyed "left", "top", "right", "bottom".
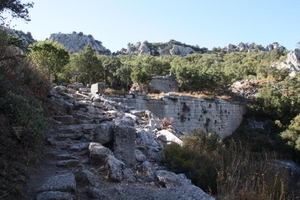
[
  {"left": 28, "top": 41, "right": 70, "bottom": 81},
  {"left": 281, "top": 114, "right": 300, "bottom": 150},
  {"left": 0, "top": 0, "right": 34, "bottom": 26},
  {"left": 115, "top": 64, "right": 132, "bottom": 90},
  {"left": 77, "top": 44, "right": 101, "bottom": 85}
]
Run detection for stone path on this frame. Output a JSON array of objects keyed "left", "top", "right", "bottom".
[{"left": 22, "top": 86, "right": 215, "bottom": 200}]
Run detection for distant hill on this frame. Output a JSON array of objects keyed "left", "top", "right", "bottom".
[
  {"left": 48, "top": 32, "right": 111, "bottom": 55},
  {"left": 117, "top": 40, "right": 286, "bottom": 56},
  {"left": 1, "top": 27, "right": 36, "bottom": 52},
  {"left": 3, "top": 28, "right": 288, "bottom": 57}
]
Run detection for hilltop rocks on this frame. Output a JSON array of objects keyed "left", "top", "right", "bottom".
[
  {"left": 2, "top": 27, "right": 36, "bottom": 52},
  {"left": 121, "top": 40, "right": 285, "bottom": 56},
  {"left": 49, "top": 32, "right": 111, "bottom": 55},
  {"left": 273, "top": 48, "right": 300, "bottom": 76},
  {"left": 170, "top": 44, "right": 195, "bottom": 56},
  {"left": 225, "top": 42, "right": 285, "bottom": 53},
  {"left": 124, "top": 40, "right": 202, "bottom": 56}
]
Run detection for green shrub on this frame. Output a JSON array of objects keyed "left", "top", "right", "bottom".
[
  {"left": 4, "top": 91, "right": 47, "bottom": 149},
  {"left": 164, "top": 129, "right": 222, "bottom": 194},
  {"left": 163, "top": 130, "right": 298, "bottom": 199}
]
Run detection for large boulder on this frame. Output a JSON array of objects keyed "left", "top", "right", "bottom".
[
  {"left": 114, "top": 118, "right": 136, "bottom": 168},
  {"left": 105, "top": 155, "right": 126, "bottom": 182},
  {"left": 156, "top": 129, "right": 183, "bottom": 146},
  {"left": 88, "top": 142, "right": 114, "bottom": 164},
  {"left": 90, "top": 121, "right": 114, "bottom": 144}
]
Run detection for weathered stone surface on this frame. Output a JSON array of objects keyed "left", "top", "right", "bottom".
[
  {"left": 155, "top": 170, "right": 215, "bottom": 200},
  {"left": 150, "top": 74, "right": 179, "bottom": 93},
  {"left": 90, "top": 121, "right": 114, "bottom": 144},
  {"left": 136, "top": 129, "right": 159, "bottom": 147},
  {"left": 37, "top": 173, "right": 76, "bottom": 192},
  {"left": 91, "top": 82, "right": 106, "bottom": 94},
  {"left": 107, "top": 94, "right": 246, "bottom": 139},
  {"left": 75, "top": 168, "right": 98, "bottom": 186},
  {"left": 36, "top": 191, "right": 75, "bottom": 200},
  {"left": 147, "top": 146, "right": 164, "bottom": 162},
  {"left": 156, "top": 129, "right": 183, "bottom": 146},
  {"left": 69, "top": 142, "right": 90, "bottom": 152},
  {"left": 156, "top": 170, "right": 190, "bottom": 188},
  {"left": 105, "top": 155, "right": 125, "bottom": 182},
  {"left": 114, "top": 118, "right": 136, "bottom": 168},
  {"left": 135, "top": 149, "right": 147, "bottom": 162},
  {"left": 88, "top": 142, "right": 113, "bottom": 164},
  {"left": 56, "top": 159, "right": 79, "bottom": 167}
]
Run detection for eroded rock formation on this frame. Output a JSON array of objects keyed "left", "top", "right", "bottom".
[{"left": 49, "top": 32, "right": 111, "bottom": 55}]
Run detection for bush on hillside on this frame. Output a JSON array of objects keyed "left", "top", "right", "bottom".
[
  {"left": 0, "top": 29, "right": 50, "bottom": 198},
  {"left": 163, "top": 129, "right": 299, "bottom": 199}
]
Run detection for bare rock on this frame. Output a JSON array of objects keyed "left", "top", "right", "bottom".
[
  {"left": 105, "top": 155, "right": 125, "bottom": 182},
  {"left": 135, "top": 149, "right": 147, "bottom": 162},
  {"left": 90, "top": 121, "right": 114, "bottom": 144},
  {"left": 36, "top": 191, "right": 75, "bottom": 200},
  {"left": 89, "top": 142, "right": 113, "bottom": 164},
  {"left": 56, "top": 159, "right": 79, "bottom": 168},
  {"left": 36, "top": 173, "right": 76, "bottom": 193},
  {"left": 156, "top": 129, "right": 183, "bottom": 146},
  {"left": 114, "top": 118, "right": 136, "bottom": 168}
]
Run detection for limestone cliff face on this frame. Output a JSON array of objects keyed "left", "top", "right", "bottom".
[
  {"left": 49, "top": 32, "right": 111, "bottom": 55},
  {"left": 273, "top": 48, "right": 300, "bottom": 76}
]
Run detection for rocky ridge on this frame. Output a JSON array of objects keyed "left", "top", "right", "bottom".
[
  {"left": 122, "top": 40, "right": 206, "bottom": 56},
  {"left": 49, "top": 32, "right": 111, "bottom": 55},
  {"left": 120, "top": 40, "right": 285, "bottom": 56},
  {"left": 225, "top": 42, "right": 285, "bottom": 53},
  {"left": 1, "top": 27, "right": 36, "bottom": 52},
  {"left": 24, "top": 83, "right": 214, "bottom": 200}
]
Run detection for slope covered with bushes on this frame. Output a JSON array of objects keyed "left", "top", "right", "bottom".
[{"left": 0, "top": 28, "right": 51, "bottom": 199}]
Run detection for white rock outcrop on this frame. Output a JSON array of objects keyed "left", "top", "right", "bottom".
[
  {"left": 273, "top": 48, "right": 300, "bottom": 76},
  {"left": 49, "top": 32, "right": 111, "bottom": 55}
]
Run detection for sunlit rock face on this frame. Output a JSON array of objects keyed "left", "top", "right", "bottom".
[
  {"left": 49, "top": 32, "right": 111, "bottom": 55},
  {"left": 273, "top": 48, "right": 300, "bottom": 76}
]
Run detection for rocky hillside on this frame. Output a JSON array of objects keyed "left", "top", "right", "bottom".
[
  {"left": 1, "top": 27, "right": 36, "bottom": 52},
  {"left": 273, "top": 48, "right": 300, "bottom": 76},
  {"left": 119, "top": 40, "right": 285, "bottom": 56},
  {"left": 49, "top": 32, "right": 111, "bottom": 55}
]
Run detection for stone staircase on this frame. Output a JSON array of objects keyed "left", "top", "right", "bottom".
[{"left": 23, "top": 86, "right": 215, "bottom": 200}]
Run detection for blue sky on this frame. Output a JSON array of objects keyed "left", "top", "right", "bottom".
[{"left": 5, "top": 0, "right": 300, "bottom": 52}]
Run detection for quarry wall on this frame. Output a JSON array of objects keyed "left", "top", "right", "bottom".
[{"left": 106, "top": 94, "right": 246, "bottom": 139}]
